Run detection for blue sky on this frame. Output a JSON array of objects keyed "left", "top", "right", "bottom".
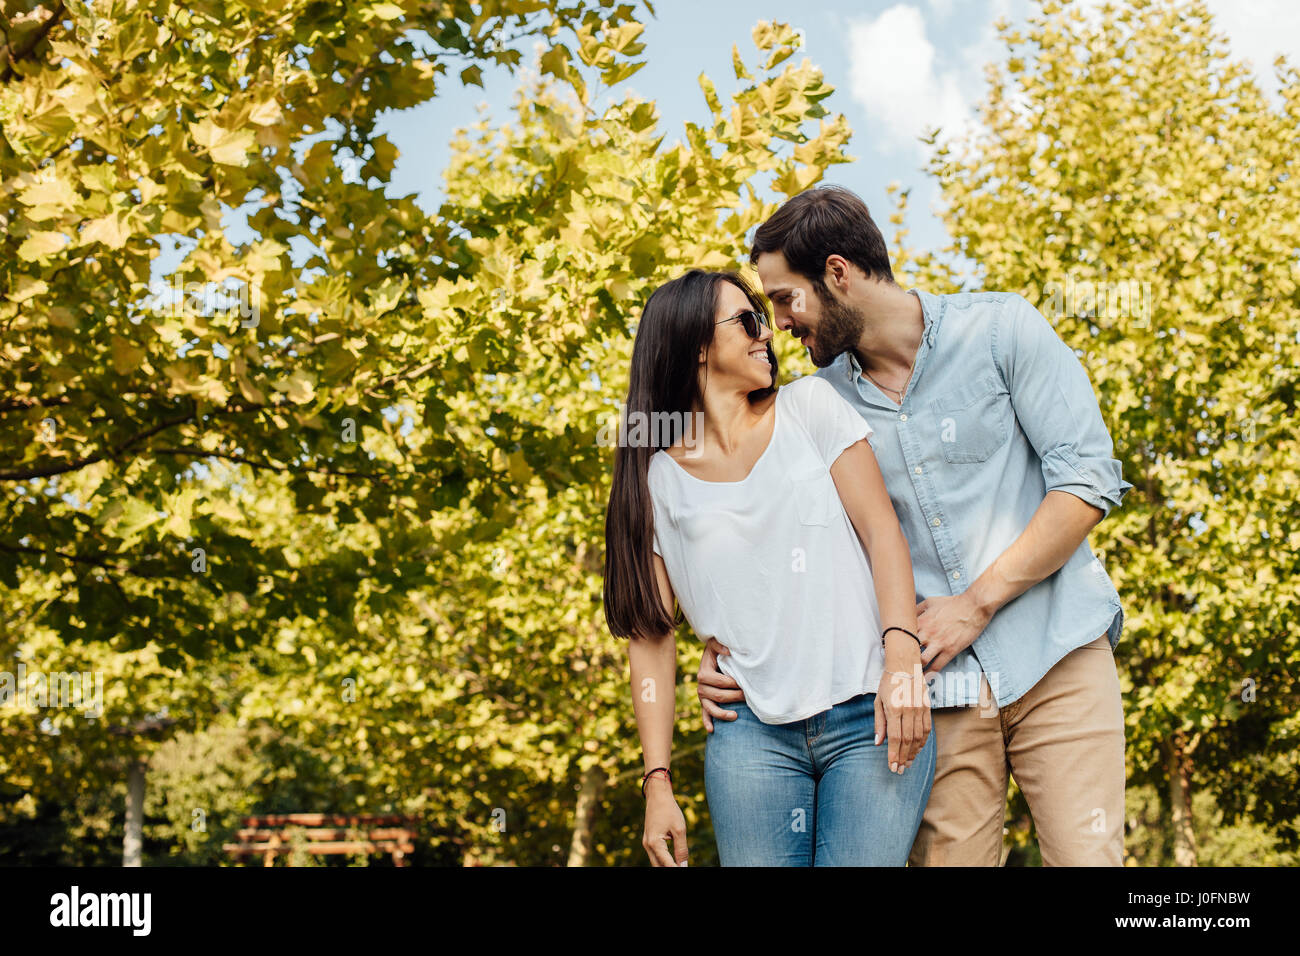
[
  {"left": 178, "top": 0, "right": 1300, "bottom": 284},
  {"left": 379, "top": 0, "right": 1010, "bottom": 257}
]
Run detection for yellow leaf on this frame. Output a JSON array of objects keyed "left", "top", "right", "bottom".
[
  {"left": 17, "top": 231, "right": 68, "bottom": 260},
  {"left": 273, "top": 369, "right": 316, "bottom": 404},
  {"left": 81, "top": 212, "right": 130, "bottom": 249},
  {"left": 17, "top": 174, "right": 78, "bottom": 210},
  {"left": 11, "top": 275, "right": 48, "bottom": 302},
  {"left": 248, "top": 98, "right": 283, "bottom": 126},
  {"left": 190, "top": 119, "right": 255, "bottom": 166}
]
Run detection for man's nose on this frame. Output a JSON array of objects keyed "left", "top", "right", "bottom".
[{"left": 774, "top": 310, "right": 794, "bottom": 332}]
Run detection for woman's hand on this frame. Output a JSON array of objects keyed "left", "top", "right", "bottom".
[
  {"left": 642, "top": 776, "right": 689, "bottom": 866},
  {"left": 874, "top": 640, "right": 932, "bottom": 774}
]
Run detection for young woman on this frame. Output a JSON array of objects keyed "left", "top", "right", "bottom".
[{"left": 603, "top": 269, "right": 935, "bottom": 867}]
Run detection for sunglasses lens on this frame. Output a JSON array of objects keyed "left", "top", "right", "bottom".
[{"left": 744, "top": 310, "right": 767, "bottom": 338}]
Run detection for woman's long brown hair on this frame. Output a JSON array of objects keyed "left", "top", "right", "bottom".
[{"left": 602, "top": 270, "right": 777, "bottom": 639}]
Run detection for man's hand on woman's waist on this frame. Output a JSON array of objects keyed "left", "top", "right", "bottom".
[{"left": 697, "top": 638, "right": 742, "bottom": 732}]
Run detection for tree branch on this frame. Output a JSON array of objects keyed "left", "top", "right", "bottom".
[
  {"left": 0, "top": 542, "right": 214, "bottom": 583},
  {"left": 1, "top": 542, "right": 131, "bottom": 576},
  {"left": 0, "top": 395, "right": 73, "bottom": 413},
  {"left": 0, "top": 2, "right": 67, "bottom": 84},
  {"left": 0, "top": 405, "right": 196, "bottom": 480},
  {"left": 364, "top": 361, "right": 437, "bottom": 397},
  {"left": 151, "top": 445, "right": 390, "bottom": 481}
]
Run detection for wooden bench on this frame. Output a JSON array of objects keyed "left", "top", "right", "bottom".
[{"left": 223, "top": 813, "right": 417, "bottom": 866}]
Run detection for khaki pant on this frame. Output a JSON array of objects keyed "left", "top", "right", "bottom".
[{"left": 908, "top": 634, "right": 1125, "bottom": 866}]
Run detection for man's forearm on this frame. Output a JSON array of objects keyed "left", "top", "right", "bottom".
[{"left": 966, "top": 490, "right": 1105, "bottom": 619}]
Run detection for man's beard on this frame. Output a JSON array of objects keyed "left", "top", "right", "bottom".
[{"left": 805, "top": 285, "right": 865, "bottom": 368}]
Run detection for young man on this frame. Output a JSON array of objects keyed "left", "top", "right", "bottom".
[{"left": 696, "top": 185, "right": 1133, "bottom": 865}]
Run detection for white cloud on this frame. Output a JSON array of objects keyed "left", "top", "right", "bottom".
[
  {"left": 846, "top": 0, "right": 1298, "bottom": 161},
  {"left": 846, "top": 4, "right": 975, "bottom": 155}
]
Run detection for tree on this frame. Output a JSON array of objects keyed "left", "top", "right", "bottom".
[
  {"left": 232, "top": 20, "right": 854, "bottom": 866},
  {"left": 1, "top": 0, "right": 651, "bottom": 862},
  {"left": 2, "top": 3, "right": 854, "bottom": 865},
  {"left": 925, "top": 0, "right": 1300, "bottom": 862}
]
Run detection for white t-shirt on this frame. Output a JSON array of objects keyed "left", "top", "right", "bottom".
[{"left": 648, "top": 375, "right": 883, "bottom": 724}]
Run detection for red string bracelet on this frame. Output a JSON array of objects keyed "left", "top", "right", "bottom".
[{"left": 641, "top": 767, "right": 672, "bottom": 797}]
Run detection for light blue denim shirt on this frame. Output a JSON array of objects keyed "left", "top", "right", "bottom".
[{"left": 815, "top": 289, "right": 1133, "bottom": 709}]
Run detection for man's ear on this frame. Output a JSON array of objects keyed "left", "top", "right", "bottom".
[{"left": 824, "top": 254, "right": 852, "bottom": 294}]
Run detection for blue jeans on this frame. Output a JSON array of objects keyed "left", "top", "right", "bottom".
[{"left": 704, "top": 692, "right": 936, "bottom": 866}]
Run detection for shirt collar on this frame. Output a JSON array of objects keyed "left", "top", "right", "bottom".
[{"left": 841, "top": 289, "right": 941, "bottom": 382}]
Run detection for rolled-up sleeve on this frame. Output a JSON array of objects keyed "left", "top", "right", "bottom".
[{"left": 994, "top": 295, "right": 1133, "bottom": 516}]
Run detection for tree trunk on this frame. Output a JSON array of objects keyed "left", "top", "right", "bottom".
[
  {"left": 1165, "top": 732, "right": 1198, "bottom": 867},
  {"left": 566, "top": 764, "right": 605, "bottom": 867},
  {"left": 124, "top": 759, "right": 146, "bottom": 867}
]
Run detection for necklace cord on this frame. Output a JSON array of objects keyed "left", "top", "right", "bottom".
[{"left": 862, "top": 355, "right": 916, "bottom": 398}]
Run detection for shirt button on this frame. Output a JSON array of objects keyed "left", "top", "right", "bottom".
[
  {"left": 952, "top": 571, "right": 961, "bottom": 580},
  {"left": 931, "top": 517, "right": 941, "bottom": 527},
  {"left": 914, "top": 466, "right": 923, "bottom": 475},
  {"left": 899, "top": 413, "right": 908, "bottom": 421}
]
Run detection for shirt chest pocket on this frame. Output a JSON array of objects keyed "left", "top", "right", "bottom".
[
  {"left": 791, "top": 466, "right": 836, "bottom": 526},
  {"left": 929, "top": 375, "right": 1011, "bottom": 464}
]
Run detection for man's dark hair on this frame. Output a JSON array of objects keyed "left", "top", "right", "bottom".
[{"left": 749, "top": 185, "right": 895, "bottom": 288}]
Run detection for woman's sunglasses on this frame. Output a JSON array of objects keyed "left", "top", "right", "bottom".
[{"left": 715, "top": 308, "right": 771, "bottom": 340}]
